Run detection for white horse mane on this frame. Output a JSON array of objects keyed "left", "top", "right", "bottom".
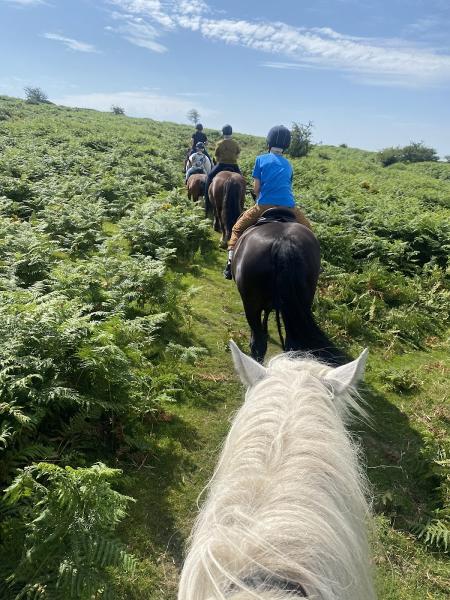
[{"left": 178, "top": 346, "right": 376, "bottom": 600}]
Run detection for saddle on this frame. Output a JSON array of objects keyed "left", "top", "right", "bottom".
[
  {"left": 255, "top": 207, "right": 297, "bottom": 226},
  {"left": 187, "top": 167, "right": 204, "bottom": 177}
]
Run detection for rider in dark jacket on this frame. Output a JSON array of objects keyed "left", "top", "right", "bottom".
[
  {"left": 204, "top": 124, "right": 241, "bottom": 207},
  {"left": 191, "top": 123, "right": 207, "bottom": 149}
]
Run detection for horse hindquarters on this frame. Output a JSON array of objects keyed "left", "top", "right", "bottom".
[{"left": 222, "top": 178, "right": 243, "bottom": 247}]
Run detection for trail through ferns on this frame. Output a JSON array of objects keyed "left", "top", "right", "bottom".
[{"left": 0, "top": 96, "right": 448, "bottom": 599}]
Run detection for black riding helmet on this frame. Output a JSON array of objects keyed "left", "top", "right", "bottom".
[
  {"left": 267, "top": 125, "right": 291, "bottom": 150},
  {"left": 195, "top": 142, "right": 205, "bottom": 150},
  {"left": 222, "top": 124, "right": 232, "bottom": 136},
  {"left": 196, "top": 123, "right": 203, "bottom": 130}
]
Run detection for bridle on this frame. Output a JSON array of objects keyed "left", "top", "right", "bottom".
[{"left": 228, "top": 573, "right": 307, "bottom": 597}]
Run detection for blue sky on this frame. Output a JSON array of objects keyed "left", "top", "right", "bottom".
[{"left": 1, "top": 0, "right": 450, "bottom": 155}]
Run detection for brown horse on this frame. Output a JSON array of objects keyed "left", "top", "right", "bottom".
[
  {"left": 186, "top": 173, "right": 206, "bottom": 203},
  {"left": 207, "top": 171, "right": 246, "bottom": 248}
]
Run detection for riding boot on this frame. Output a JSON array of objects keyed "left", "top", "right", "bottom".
[{"left": 223, "top": 249, "right": 233, "bottom": 280}]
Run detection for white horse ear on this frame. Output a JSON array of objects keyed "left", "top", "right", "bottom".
[
  {"left": 229, "top": 340, "right": 267, "bottom": 387},
  {"left": 324, "top": 348, "right": 369, "bottom": 394}
]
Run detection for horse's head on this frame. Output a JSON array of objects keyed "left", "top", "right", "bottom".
[{"left": 229, "top": 340, "right": 368, "bottom": 412}]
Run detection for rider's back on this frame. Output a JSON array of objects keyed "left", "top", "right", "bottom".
[
  {"left": 215, "top": 138, "right": 240, "bottom": 164},
  {"left": 253, "top": 152, "right": 295, "bottom": 207}
]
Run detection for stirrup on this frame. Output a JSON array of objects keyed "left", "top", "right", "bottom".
[{"left": 223, "top": 261, "right": 232, "bottom": 280}]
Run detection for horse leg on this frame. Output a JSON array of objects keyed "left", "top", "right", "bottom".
[
  {"left": 244, "top": 305, "right": 267, "bottom": 363},
  {"left": 213, "top": 207, "right": 221, "bottom": 232}
]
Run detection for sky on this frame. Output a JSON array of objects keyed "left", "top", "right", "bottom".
[{"left": 1, "top": 0, "right": 450, "bottom": 156}]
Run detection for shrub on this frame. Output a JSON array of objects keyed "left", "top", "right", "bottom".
[
  {"left": 24, "top": 87, "right": 49, "bottom": 105},
  {"left": 378, "top": 146, "right": 402, "bottom": 166},
  {"left": 0, "top": 109, "right": 11, "bottom": 121},
  {"left": 111, "top": 105, "right": 125, "bottom": 116},
  {"left": 378, "top": 142, "right": 438, "bottom": 166},
  {"left": 0, "top": 462, "right": 135, "bottom": 599},
  {"left": 402, "top": 141, "right": 438, "bottom": 163},
  {"left": 288, "top": 121, "right": 313, "bottom": 158}
]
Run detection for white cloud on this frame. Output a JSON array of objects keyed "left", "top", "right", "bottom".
[
  {"left": 106, "top": 13, "right": 167, "bottom": 52},
  {"left": 43, "top": 33, "right": 98, "bottom": 53},
  {"left": 52, "top": 90, "right": 216, "bottom": 122},
  {"left": 106, "top": 1, "right": 450, "bottom": 87}
]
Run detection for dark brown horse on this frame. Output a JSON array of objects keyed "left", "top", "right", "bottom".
[
  {"left": 207, "top": 171, "right": 246, "bottom": 248},
  {"left": 186, "top": 173, "right": 206, "bottom": 202},
  {"left": 232, "top": 210, "right": 341, "bottom": 363}
]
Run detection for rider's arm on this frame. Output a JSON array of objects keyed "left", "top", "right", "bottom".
[{"left": 253, "top": 178, "right": 261, "bottom": 197}]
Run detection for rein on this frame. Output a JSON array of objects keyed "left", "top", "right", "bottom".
[{"left": 228, "top": 574, "right": 307, "bottom": 597}]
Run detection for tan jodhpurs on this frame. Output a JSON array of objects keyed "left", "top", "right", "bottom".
[{"left": 228, "top": 204, "right": 312, "bottom": 249}]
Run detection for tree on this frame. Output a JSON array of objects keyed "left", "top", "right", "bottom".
[
  {"left": 24, "top": 86, "right": 49, "bottom": 104},
  {"left": 288, "top": 121, "right": 313, "bottom": 158},
  {"left": 444, "top": 155, "right": 450, "bottom": 163},
  {"left": 111, "top": 105, "right": 125, "bottom": 116},
  {"left": 187, "top": 108, "right": 200, "bottom": 125}
]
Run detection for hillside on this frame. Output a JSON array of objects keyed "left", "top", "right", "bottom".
[{"left": 0, "top": 96, "right": 449, "bottom": 599}]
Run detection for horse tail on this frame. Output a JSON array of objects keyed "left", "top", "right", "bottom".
[
  {"left": 272, "top": 236, "right": 342, "bottom": 364},
  {"left": 223, "top": 177, "right": 243, "bottom": 240}
]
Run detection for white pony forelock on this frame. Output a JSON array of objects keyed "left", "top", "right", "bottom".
[{"left": 179, "top": 352, "right": 376, "bottom": 600}]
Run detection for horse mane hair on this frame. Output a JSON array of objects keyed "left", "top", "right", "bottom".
[{"left": 178, "top": 353, "right": 376, "bottom": 600}]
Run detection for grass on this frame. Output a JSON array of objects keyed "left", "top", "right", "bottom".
[{"left": 114, "top": 245, "right": 449, "bottom": 599}]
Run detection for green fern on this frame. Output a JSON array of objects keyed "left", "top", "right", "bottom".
[{"left": 1, "top": 462, "right": 136, "bottom": 599}]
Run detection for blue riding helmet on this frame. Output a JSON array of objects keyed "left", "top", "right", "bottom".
[
  {"left": 267, "top": 125, "right": 291, "bottom": 150},
  {"left": 196, "top": 123, "right": 203, "bottom": 130},
  {"left": 195, "top": 142, "right": 205, "bottom": 150},
  {"left": 222, "top": 124, "right": 232, "bottom": 136}
]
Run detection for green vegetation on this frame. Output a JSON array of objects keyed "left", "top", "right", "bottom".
[
  {"left": 288, "top": 120, "right": 314, "bottom": 158},
  {"left": 0, "top": 96, "right": 449, "bottom": 598},
  {"left": 24, "top": 87, "right": 50, "bottom": 105},
  {"left": 2, "top": 463, "right": 135, "bottom": 599},
  {"left": 378, "top": 141, "right": 439, "bottom": 166},
  {"left": 111, "top": 105, "right": 125, "bottom": 116}
]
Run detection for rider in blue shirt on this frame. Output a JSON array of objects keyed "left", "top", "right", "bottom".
[
  {"left": 252, "top": 152, "right": 295, "bottom": 207},
  {"left": 223, "top": 125, "right": 311, "bottom": 280}
]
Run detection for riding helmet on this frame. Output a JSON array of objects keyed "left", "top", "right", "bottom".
[
  {"left": 196, "top": 123, "right": 203, "bottom": 130},
  {"left": 195, "top": 142, "right": 205, "bottom": 150},
  {"left": 267, "top": 125, "right": 291, "bottom": 150},
  {"left": 222, "top": 124, "right": 232, "bottom": 136}
]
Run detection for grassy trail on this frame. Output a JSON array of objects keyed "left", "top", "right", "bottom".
[
  {"left": 114, "top": 248, "right": 252, "bottom": 598},
  {"left": 115, "top": 245, "right": 449, "bottom": 599}
]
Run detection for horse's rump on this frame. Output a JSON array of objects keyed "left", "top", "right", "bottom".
[
  {"left": 187, "top": 173, "right": 206, "bottom": 201},
  {"left": 209, "top": 171, "right": 246, "bottom": 247}
]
